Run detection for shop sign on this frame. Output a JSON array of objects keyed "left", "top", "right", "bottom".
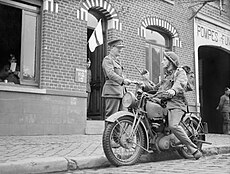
[
  {"left": 196, "top": 23, "right": 230, "bottom": 50},
  {"left": 75, "top": 68, "right": 86, "bottom": 83}
]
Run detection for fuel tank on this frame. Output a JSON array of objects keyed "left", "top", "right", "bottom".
[{"left": 146, "top": 101, "right": 164, "bottom": 119}]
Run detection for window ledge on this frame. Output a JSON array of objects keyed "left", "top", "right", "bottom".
[
  {"left": 0, "top": 82, "right": 46, "bottom": 94},
  {"left": 0, "top": 82, "right": 87, "bottom": 98}
]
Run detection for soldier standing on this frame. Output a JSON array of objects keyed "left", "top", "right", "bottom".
[
  {"left": 101, "top": 39, "right": 131, "bottom": 120},
  {"left": 216, "top": 87, "right": 230, "bottom": 134}
]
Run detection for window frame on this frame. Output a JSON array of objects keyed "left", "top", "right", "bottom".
[
  {"left": 0, "top": 0, "right": 41, "bottom": 86},
  {"left": 145, "top": 28, "right": 172, "bottom": 83}
]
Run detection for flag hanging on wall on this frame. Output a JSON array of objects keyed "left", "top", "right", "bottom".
[{"left": 88, "top": 19, "right": 103, "bottom": 52}]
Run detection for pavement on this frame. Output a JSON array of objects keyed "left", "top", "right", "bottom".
[{"left": 0, "top": 133, "right": 229, "bottom": 174}]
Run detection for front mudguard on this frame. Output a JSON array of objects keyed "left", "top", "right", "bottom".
[{"left": 106, "top": 111, "right": 150, "bottom": 151}]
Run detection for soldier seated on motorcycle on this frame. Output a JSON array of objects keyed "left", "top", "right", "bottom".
[{"left": 143, "top": 51, "right": 202, "bottom": 160}]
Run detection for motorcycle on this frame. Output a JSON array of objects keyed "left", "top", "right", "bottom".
[{"left": 102, "top": 81, "right": 210, "bottom": 166}]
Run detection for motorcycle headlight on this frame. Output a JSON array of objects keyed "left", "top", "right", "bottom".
[{"left": 122, "top": 92, "right": 136, "bottom": 108}]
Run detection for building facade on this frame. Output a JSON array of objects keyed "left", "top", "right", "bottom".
[
  {"left": 193, "top": 1, "right": 230, "bottom": 133},
  {"left": 0, "top": 0, "right": 229, "bottom": 135}
]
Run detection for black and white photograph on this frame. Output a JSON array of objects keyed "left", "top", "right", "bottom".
[{"left": 0, "top": 0, "right": 229, "bottom": 173}]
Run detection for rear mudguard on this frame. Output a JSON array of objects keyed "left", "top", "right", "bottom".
[
  {"left": 184, "top": 113, "right": 201, "bottom": 122},
  {"left": 106, "top": 111, "right": 150, "bottom": 151}
]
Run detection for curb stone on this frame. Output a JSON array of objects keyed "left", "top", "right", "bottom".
[
  {"left": 0, "top": 145, "right": 229, "bottom": 174},
  {"left": 0, "top": 157, "right": 68, "bottom": 174},
  {"left": 68, "top": 156, "right": 111, "bottom": 170},
  {"left": 202, "top": 145, "right": 230, "bottom": 156}
]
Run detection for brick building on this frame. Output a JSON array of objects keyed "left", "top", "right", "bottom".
[{"left": 0, "top": 0, "right": 229, "bottom": 135}]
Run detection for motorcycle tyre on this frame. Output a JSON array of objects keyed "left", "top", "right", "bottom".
[
  {"left": 176, "top": 117, "right": 205, "bottom": 159},
  {"left": 103, "top": 116, "right": 146, "bottom": 166}
]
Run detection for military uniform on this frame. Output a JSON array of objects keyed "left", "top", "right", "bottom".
[
  {"left": 86, "top": 68, "right": 92, "bottom": 109},
  {"left": 158, "top": 51, "right": 201, "bottom": 158},
  {"left": 102, "top": 54, "right": 126, "bottom": 118},
  {"left": 217, "top": 92, "right": 230, "bottom": 134},
  {"left": 157, "top": 67, "right": 188, "bottom": 111}
]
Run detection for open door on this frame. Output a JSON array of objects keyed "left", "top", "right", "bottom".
[
  {"left": 199, "top": 46, "right": 230, "bottom": 133},
  {"left": 87, "top": 12, "right": 106, "bottom": 121}
]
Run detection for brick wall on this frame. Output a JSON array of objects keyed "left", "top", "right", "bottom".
[
  {"left": 40, "top": 0, "right": 229, "bottom": 104},
  {"left": 109, "top": 0, "right": 196, "bottom": 104},
  {"left": 41, "top": 0, "right": 87, "bottom": 92},
  {"left": 39, "top": 0, "right": 199, "bottom": 104}
]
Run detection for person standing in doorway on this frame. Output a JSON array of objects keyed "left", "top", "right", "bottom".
[
  {"left": 101, "top": 39, "right": 131, "bottom": 120},
  {"left": 86, "top": 58, "right": 92, "bottom": 112},
  {"left": 216, "top": 87, "right": 230, "bottom": 134}
]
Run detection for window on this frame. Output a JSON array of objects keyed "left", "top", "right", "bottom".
[
  {"left": 145, "top": 28, "right": 171, "bottom": 84},
  {"left": 0, "top": 1, "right": 40, "bottom": 86}
]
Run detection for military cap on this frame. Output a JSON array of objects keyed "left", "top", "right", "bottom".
[
  {"left": 225, "top": 87, "right": 230, "bottom": 91},
  {"left": 108, "top": 39, "right": 125, "bottom": 48},
  {"left": 164, "top": 51, "right": 180, "bottom": 68}
]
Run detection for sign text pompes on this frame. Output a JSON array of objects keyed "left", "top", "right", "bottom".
[{"left": 197, "top": 24, "right": 230, "bottom": 48}]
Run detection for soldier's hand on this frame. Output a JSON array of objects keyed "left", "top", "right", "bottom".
[
  {"left": 166, "top": 89, "right": 176, "bottom": 96},
  {"left": 123, "top": 79, "right": 131, "bottom": 85}
]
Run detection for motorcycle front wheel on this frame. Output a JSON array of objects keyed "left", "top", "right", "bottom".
[
  {"left": 102, "top": 116, "right": 146, "bottom": 166},
  {"left": 177, "top": 115, "right": 205, "bottom": 159}
]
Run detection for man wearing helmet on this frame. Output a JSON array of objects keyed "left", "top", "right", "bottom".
[{"left": 156, "top": 51, "right": 202, "bottom": 160}]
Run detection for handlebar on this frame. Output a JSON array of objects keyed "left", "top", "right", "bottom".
[
  {"left": 130, "top": 80, "right": 142, "bottom": 85},
  {"left": 129, "top": 80, "right": 173, "bottom": 100}
]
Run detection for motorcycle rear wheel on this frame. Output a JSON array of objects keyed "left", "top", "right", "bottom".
[
  {"left": 103, "top": 116, "right": 146, "bottom": 166},
  {"left": 177, "top": 116, "right": 205, "bottom": 159}
]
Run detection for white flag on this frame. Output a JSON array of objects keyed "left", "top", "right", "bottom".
[{"left": 88, "top": 19, "right": 103, "bottom": 52}]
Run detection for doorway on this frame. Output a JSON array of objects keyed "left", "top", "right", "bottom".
[
  {"left": 87, "top": 10, "right": 106, "bottom": 120},
  {"left": 198, "top": 46, "right": 230, "bottom": 133}
]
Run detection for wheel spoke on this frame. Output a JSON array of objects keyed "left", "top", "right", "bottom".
[{"left": 111, "top": 120, "right": 142, "bottom": 161}]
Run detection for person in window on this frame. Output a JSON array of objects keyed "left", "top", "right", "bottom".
[
  {"left": 102, "top": 39, "right": 131, "bottom": 119},
  {"left": 156, "top": 51, "right": 202, "bottom": 160},
  {"left": 0, "top": 54, "right": 20, "bottom": 84},
  {"left": 216, "top": 87, "right": 230, "bottom": 134}
]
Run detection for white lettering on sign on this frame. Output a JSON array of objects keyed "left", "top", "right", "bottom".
[
  {"left": 220, "top": 34, "right": 230, "bottom": 46},
  {"left": 75, "top": 68, "right": 86, "bottom": 83},
  {"left": 197, "top": 24, "right": 230, "bottom": 48}
]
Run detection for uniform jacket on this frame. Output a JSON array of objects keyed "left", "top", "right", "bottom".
[
  {"left": 218, "top": 94, "right": 230, "bottom": 113},
  {"left": 101, "top": 55, "right": 126, "bottom": 98},
  {"left": 157, "top": 67, "right": 188, "bottom": 112}
]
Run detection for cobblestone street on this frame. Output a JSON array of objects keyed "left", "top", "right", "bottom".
[
  {"left": 65, "top": 153, "right": 230, "bottom": 174},
  {"left": 0, "top": 135, "right": 103, "bottom": 163}
]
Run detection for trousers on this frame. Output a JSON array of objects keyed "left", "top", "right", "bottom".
[
  {"left": 222, "top": 112, "right": 230, "bottom": 134},
  {"left": 104, "top": 97, "right": 127, "bottom": 130},
  {"left": 168, "top": 109, "right": 198, "bottom": 153},
  {"left": 105, "top": 98, "right": 123, "bottom": 119}
]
